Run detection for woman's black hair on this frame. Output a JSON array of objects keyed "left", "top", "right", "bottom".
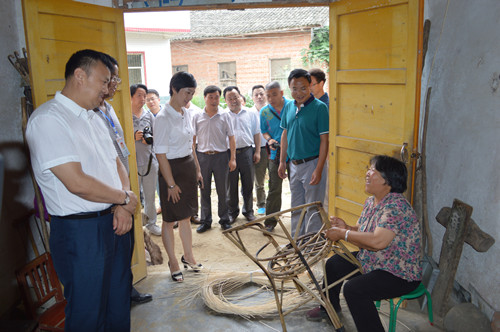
[
  {"left": 370, "top": 155, "right": 408, "bottom": 193},
  {"left": 170, "top": 71, "right": 197, "bottom": 96}
]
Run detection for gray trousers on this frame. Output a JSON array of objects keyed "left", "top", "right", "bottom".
[
  {"left": 289, "top": 158, "right": 326, "bottom": 237},
  {"left": 197, "top": 151, "right": 230, "bottom": 225},
  {"left": 138, "top": 160, "right": 158, "bottom": 226},
  {"left": 254, "top": 146, "right": 268, "bottom": 209},
  {"left": 227, "top": 147, "right": 255, "bottom": 217}
]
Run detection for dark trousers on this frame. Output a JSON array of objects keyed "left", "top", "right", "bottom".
[
  {"left": 324, "top": 252, "right": 420, "bottom": 332},
  {"left": 197, "top": 151, "right": 230, "bottom": 225},
  {"left": 50, "top": 213, "right": 132, "bottom": 332},
  {"left": 254, "top": 146, "right": 268, "bottom": 208},
  {"left": 265, "top": 161, "right": 289, "bottom": 227},
  {"left": 227, "top": 147, "right": 255, "bottom": 218}
]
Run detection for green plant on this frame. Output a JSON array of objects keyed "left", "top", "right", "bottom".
[{"left": 301, "top": 26, "right": 330, "bottom": 67}]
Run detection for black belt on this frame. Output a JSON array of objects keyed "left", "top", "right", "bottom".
[
  {"left": 291, "top": 155, "right": 319, "bottom": 165},
  {"left": 52, "top": 206, "right": 114, "bottom": 220},
  {"left": 200, "top": 150, "right": 222, "bottom": 155},
  {"left": 236, "top": 146, "right": 252, "bottom": 154}
]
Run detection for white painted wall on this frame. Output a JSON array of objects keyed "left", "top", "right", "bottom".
[
  {"left": 125, "top": 36, "right": 172, "bottom": 99},
  {"left": 124, "top": 11, "right": 191, "bottom": 99},
  {"left": 423, "top": 0, "right": 500, "bottom": 317}
]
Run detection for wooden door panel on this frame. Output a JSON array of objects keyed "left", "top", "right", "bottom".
[
  {"left": 329, "top": 0, "right": 419, "bottom": 227},
  {"left": 22, "top": 0, "right": 146, "bottom": 283}
]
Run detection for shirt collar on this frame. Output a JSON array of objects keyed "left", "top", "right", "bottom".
[
  {"left": 294, "top": 94, "right": 315, "bottom": 109},
  {"left": 54, "top": 91, "right": 94, "bottom": 119}
]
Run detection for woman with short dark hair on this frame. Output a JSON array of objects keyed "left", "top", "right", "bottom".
[
  {"left": 153, "top": 72, "right": 203, "bottom": 282},
  {"left": 307, "top": 155, "right": 422, "bottom": 332}
]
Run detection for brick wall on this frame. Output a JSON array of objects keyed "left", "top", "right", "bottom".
[{"left": 171, "top": 30, "right": 312, "bottom": 98}]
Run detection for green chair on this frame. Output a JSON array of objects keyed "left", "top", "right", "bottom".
[{"left": 376, "top": 283, "right": 433, "bottom": 332}]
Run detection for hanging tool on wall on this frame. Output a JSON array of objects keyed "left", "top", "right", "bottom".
[{"left": 8, "top": 48, "right": 50, "bottom": 253}]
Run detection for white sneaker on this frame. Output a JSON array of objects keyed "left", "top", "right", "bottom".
[{"left": 146, "top": 224, "right": 161, "bottom": 236}]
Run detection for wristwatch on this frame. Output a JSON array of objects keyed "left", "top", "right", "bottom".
[{"left": 120, "top": 190, "right": 130, "bottom": 205}]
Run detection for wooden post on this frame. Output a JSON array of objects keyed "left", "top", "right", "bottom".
[{"left": 432, "top": 199, "right": 495, "bottom": 316}]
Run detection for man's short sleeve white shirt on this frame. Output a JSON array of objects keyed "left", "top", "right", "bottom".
[{"left": 26, "top": 91, "right": 121, "bottom": 216}]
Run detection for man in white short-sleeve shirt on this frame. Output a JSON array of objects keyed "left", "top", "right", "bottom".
[
  {"left": 223, "top": 86, "right": 261, "bottom": 223},
  {"left": 26, "top": 49, "right": 138, "bottom": 331},
  {"left": 192, "top": 85, "right": 236, "bottom": 233}
]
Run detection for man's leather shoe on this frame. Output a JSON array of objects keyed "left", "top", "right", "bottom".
[
  {"left": 196, "top": 223, "right": 211, "bottom": 233},
  {"left": 228, "top": 214, "right": 238, "bottom": 224},
  {"left": 190, "top": 215, "right": 202, "bottom": 224},
  {"left": 244, "top": 214, "right": 256, "bottom": 222},
  {"left": 220, "top": 222, "right": 231, "bottom": 230},
  {"left": 265, "top": 225, "right": 275, "bottom": 232},
  {"left": 131, "top": 292, "right": 153, "bottom": 304}
]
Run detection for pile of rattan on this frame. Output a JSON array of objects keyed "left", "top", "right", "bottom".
[{"left": 179, "top": 269, "right": 322, "bottom": 318}]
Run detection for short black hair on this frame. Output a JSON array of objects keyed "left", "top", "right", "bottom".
[
  {"left": 309, "top": 68, "right": 326, "bottom": 83},
  {"left": 251, "top": 85, "right": 265, "bottom": 93},
  {"left": 170, "top": 71, "right": 197, "bottom": 96},
  {"left": 64, "top": 49, "right": 113, "bottom": 80},
  {"left": 106, "top": 54, "right": 118, "bottom": 67},
  {"left": 288, "top": 68, "right": 311, "bottom": 85},
  {"left": 370, "top": 155, "right": 408, "bottom": 193},
  {"left": 147, "top": 89, "right": 160, "bottom": 98},
  {"left": 204, "top": 85, "right": 221, "bottom": 97},
  {"left": 130, "top": 84, "right": 148, "bottom": 97},
  {"left": 223, "top": 86, "right": 241, "bottom": 99}
]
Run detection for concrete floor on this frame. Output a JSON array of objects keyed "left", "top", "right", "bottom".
[{"left": 131, "top": 271, "right": 444, "bottom": 332}]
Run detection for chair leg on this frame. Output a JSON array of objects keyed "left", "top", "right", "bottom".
[
  {"left": 390, "top": 298, "right": 405, "bottom": 332},
  {"left": 425, "top": 289, "right": 434, "bottom": 325},
  {"left": 388, "top": 299, "right": 395, "bottom": 332}
]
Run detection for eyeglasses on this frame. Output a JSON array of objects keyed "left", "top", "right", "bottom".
[
  {"left": 111, "top": 76, "right": 122, "bottom": 84},
  {"left": 146, "top": 97, "right": 158, "bottom": 102}
]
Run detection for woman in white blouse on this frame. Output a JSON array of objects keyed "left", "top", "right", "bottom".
[{"left": 153, "top": 72, "right": 203, "bottom": 282}]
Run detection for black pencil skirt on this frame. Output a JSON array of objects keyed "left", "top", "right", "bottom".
[{"left": 159, "top": 154, "right": 198, "bottom": 222}]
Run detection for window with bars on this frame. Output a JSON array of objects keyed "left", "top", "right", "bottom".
[
  {"left": 127, "top": 53, "right": 145, "bottom": 85},
  {"left": 270, "top": 58, "right": 291, "bottom": 89},
  {"left": 218, "top": 61, "right": 236, "bottom": 88}
]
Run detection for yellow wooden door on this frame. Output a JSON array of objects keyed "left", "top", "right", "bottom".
[
  {"left": 22, "top": 0, "right": 147, "bottom": 283},
  {"left": 328, "top": 0, "right": 421, "bottom": 226}
]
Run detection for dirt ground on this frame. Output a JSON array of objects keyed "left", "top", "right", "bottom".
[{"left": 145, "top": 176, "right": 294, "bottom": 275}]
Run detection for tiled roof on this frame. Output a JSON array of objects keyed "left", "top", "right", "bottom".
[{"left": 172, "top": 7, "right": 329, "bottom": 40}]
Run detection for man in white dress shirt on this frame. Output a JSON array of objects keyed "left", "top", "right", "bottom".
[
  {"left": 193, "top": 85, "right": 236, "bottom": 233},
  {"left": 26, "top": 49, "right": 138, "bottom": 331},
  {"left": 249, "top": 85, "right": 268, "bottom": 215},
  {"left": 223, "top": 86, "right": 261, "bottom": 223}
]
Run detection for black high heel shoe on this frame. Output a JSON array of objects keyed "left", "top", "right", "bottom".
[
  {"left": 168, "top": 262, "right": 184, "bottom": 282},
  {"left": 181, "top": 255, "right": 203, "bottom": 272}
]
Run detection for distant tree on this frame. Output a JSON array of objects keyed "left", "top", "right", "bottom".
[{"left": 301, "top": 26, "right": 330, "bottom": 67}]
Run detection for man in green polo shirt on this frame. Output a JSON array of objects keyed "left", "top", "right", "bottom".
[{"left": 278, "top": 69, "right": 329, "bottom": 237}]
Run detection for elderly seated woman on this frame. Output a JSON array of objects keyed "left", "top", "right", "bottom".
[{"left": 307, "top": 155, "right": 422, "bottom": 332}]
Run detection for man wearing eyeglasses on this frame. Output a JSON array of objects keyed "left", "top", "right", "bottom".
[
  {"left": 94, "top": 55, "right": 153, "bottom": 306},
  {"left": 146, "top": 89, "right": 162, "bottom": 117},
  {"left": 309, "top": 68, "right": 329, "bottom": 110}
]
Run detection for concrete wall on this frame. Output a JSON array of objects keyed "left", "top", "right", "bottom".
[
  {"left": 171, "top": 30, "right": 312, "bottom": 98},
  {"left": 0, "top": 1, "right": 37, "bottom": 317},
  {"left": 423, "top": 0, "right": 500, "bottom": 317}
]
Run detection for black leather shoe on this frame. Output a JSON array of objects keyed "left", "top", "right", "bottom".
[
  {"left": 220, "top": 222, "right": 231, "bottom": 230},
  {"left": 190, "top": 215, "right": 202, "bottom": 224},
  {"left": 228, "top": 214, "right": 238, "bottom": 224},
  {"left": 196, "top": 223, "right": 211, "bottom": 233},
  {"left": 265, "top": 225, "right": 275, "bottom": 232},
  {"left": 244, "top": 214, "right": 256, "bottom": 222},
  {"left": 131, "top": 292, "right": 153, "bottom": 304}
]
